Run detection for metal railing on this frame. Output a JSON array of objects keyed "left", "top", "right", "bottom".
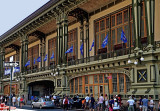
[
  {"left": 67, "top": 47, "right": 134, "bottom": 66},
  {"left": 2, "top": 47, "right": 137, "bottom": 78}
]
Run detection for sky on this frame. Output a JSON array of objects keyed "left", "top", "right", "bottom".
[{"left": 0, "top": 0, "right": 50, "bottom": 36}]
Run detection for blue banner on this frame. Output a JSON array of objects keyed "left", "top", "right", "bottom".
[
  {"left": 50, "top": 52, "right": 54, "bottom": 59},
  {"left": 44, "top": 54, "right": 47, "bottom": 61},
  {"left": 121, "top": 30, "right": 127, "bottom": 43},
  {"left": 37, "top": 57, "right": 41, "bottom": 62},
  {"left": 89, "top": 40, "right": 94, "bottom": 51},
  {"left": 65, "top": 46, "right": 73, "bottom": 54},
  {"left": 25, "top": 60, "right": 30, "bottom": 67},
  {"left": 4, "top": 69, "right": 11, "bottom": 75},
  {"left": 80, "top": 43, "right": 84, "bottom": 56},
  {"left": 102, "top": 34, "right": 108, "bottom": 48}
]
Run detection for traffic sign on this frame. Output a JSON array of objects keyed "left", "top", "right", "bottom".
[{"left": 4, "top": 62, "right": 19, "bottom": 67}]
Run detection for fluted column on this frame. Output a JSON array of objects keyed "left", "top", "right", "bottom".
[
  {"left": 144, "top": 0, "right": 155, "bottom": 50},
  {"left": 21, "top": 35, "right": 28, "bottom": 73},
  {"left": 132, "top": 0, "right": 142, "bottom": 50},
  {"left": 0, "top": 47, "right": 5, "bottom": 78},
  {"left": 62, "top": 13, "right": 68, "bottom": 65},
  {"left": 56, "top": 16, "right": 63, "bottom": 66},
  {"left": 85, "top": 20, "right": 89, "bottom": 60},
  {"left": 40, "top": 39, "right": 43, "bottom": 69},
  {"left": 80, "top": 20, "right": 84, "bottom": 60},
  {"left": 20, "top": 40, "right": 24, "bottom": 72},
  {"left": 43, "top": 38, "right": 46, "bottom": 68}
]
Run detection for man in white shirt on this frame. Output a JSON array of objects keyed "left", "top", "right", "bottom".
[
  {"left": 98, "top": 94, "right": 104, "bottom": 111},
  {"left": 127, "top": 96, "right": 135, "bottom": 111},
  {"left": 85, "top": 94, "right": 90, "bottom": 109},
  {"left": 149, "top": 96, "right": 154, "bottom": 111}
]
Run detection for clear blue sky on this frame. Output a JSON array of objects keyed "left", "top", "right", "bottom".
[{"left": 0, "top": 0, "right": 50, "bottom": 36}]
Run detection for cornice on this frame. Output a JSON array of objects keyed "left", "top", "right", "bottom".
[{"left": 0, "top": 0, "right": 89, "bottom": 46}]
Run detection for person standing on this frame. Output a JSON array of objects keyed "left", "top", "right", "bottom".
[
  {"left": 127, "top": 96, "right": 135, "bottom": 111},
  {"left": 20, "top": 96, "right": 24, "bottom": 108},
  {"left": 89, "top": 94, "right": 95, "bottom": 111},
  {"left": 12, "top": 95, "right": 16, "bottom": 106},
  {"left": 85, "top": 94, "right": 90, "bottom": 109},
  {"left": 149, "top": 96, "right": 154, "bottom": 111},
  {"left": 63, "top": 96, "right": 69, "bottom": 111},
  {"left": 142, "top": 95, "right": 149, "bottom": 111},
  {"left": 104, "top": 94, "right": 109, "bottom": 111},
  {"left": 158, "top": 100, "right": 160, "bottom": 111},
  {"left": 17, "top": 95, "right": 21, "bottom": 107}
]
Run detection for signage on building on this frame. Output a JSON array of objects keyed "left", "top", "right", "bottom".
[
  {"left": 4, "top": 67, "right": 20, "bottom": 75},
  {"left": 4, "top": 62, "right": 19, "bottom": 67}
]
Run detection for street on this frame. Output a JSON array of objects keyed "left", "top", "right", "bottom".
[{"left": 14, "top": 105, "right": 84, "bottom": 111}]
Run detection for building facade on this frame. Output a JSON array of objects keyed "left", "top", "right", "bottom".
[{"left": 0, "top": 0, "right": 160, "bottom": 101}]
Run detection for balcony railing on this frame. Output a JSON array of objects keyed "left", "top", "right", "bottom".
[
  {"left": 6, "top": 43, "right": 160, "bottom": 78},
  {"left": 67, "top": 47, "right": 134, "bottom": 66}
]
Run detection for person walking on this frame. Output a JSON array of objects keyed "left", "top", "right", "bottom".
[
  {"left": 149, "top": 96, "right": 154, "bottom": 111},
  {"left": 138, "top": 96, "right": 143, "bottom": 111},
  {"left": 142, "top": 95, "right": 149, "bottom": 111},
  {"left": 89, "top": 94, "right": 95, "bottom": 111},
  {"left": 85, "top": 94, "right": 90, "bottom": 109},
  {"left": 98, "top": 94, "right": 104, "bottom": 111},
  {"left": 127, "top": 96, "right": 135, "bottom": 111},
  {"left": 63, "top": 96, "right": 69, "bottom": 111}
]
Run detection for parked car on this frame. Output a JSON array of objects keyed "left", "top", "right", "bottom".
[{"left": 31, "top": 98, "right": 55, "bottom": 109}]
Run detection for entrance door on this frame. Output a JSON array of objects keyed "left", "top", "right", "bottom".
[{"left": 94, "top": 86, "right": 98, "bottom": 100}]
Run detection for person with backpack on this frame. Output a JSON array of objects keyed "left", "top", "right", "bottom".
[
  {"left": 63, "top": 96, "right": 69, "bottom": 111},
  {"left": 89, "top": 94, "right": 95, "bottom": 111}
]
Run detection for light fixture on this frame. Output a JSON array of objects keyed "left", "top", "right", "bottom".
[
  {"left": 140, "top": 56, "right": 144, "bottom": 61},
  {"left": 134, "top": 60, "right": 138, "bottom": 65},
  {"left": 128, "top": 59, "right": 132, "bottom": 64}
]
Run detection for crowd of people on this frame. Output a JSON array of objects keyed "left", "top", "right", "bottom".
[
  {"left": 0, "top": 94, "right": 25, "bottom": 108},
  {"left": 1, "top": 93, "right": 160, "bottom": 111}
]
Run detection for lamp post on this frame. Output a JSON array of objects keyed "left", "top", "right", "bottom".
[{"left": 4, "top": 62, "right": 19, "bottom": 111}]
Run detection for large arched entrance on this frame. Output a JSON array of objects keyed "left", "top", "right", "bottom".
[{"left": 28, "top": 80, "right": 54, "bottom": 99}]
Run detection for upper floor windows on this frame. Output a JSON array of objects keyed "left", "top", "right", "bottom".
[
  {"left": 48, "top": 37, "right": 56, "bottom": 66},
  {"left": 67, "top": 29, "right": 77, "bottom": 61},
  {"left": 28, "top": 45, "right": 39, "bottom": 70}
]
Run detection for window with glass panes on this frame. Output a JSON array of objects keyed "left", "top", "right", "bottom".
[
  {"left": 95, "top": 5, "right": 147, "bottom": 53},
  {"left": 95, "top": 17, "right": 110, "bottom": 54},
  {"left": 67, "top": 29, "right": 77, "bottom": 61},
  {"left": 71, "top": 79, "right": 74, "bottom": 93},
  {"left": 126, "top": 76, "right": 130, "bottom": 92},
  {"left": 119, "top": 74, "right": 124, "bottom": 92},
  {"left": 28, "top": 45, "right": 39, "bottom": 69},
  {"left": 75, "top": 78, "right": 78, "bottom": 93},
  {"left": 112, "top": 74, "right": 117, "bottom": 92},
  {"left": 48, "top": 38, "right": 56, "bottom": 66},
  {"left": 79, "top": 77, "right": 82, "bottom": 93}
]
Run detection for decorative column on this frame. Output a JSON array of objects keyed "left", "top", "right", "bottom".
[
  {"left": 56, "top": 16, "right": 63, "bottom": 66},
  {"left": 43, "top": 38, "right": 46, "bottom": 68},
  {"left": 80, "top": 19, "right": 84, "bottom": 60},
  {"left": 132, "top": 0, "right": 142, "bottom": 51},
  {"left": 85, "top": 18, "right": 89, "bottom": 61},
  {"left": 0, "top": 47, "right": 5, "bottom": 78},
  {"left": 20, "top": 39, "right": 24, "bottom": 72},
  {"left": 61, "top": 13, "right": 68, "bottom": 65},
  {"left": 40, "top": 39, "right": 43, "bottom": 69},
  {"left": 22, "top": 35, "right": 28, "bottom": 73},
  {"left": 144, "top": 0, "right": 155, "bottom": 50}
]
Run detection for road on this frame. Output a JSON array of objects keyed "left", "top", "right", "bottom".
[{"left": 14, "top": 105, "right": 85, "bottom": 111}]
